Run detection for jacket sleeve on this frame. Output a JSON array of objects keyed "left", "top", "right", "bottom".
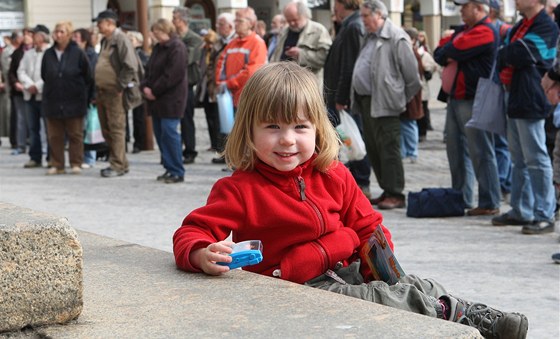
[
  {"left": 335, "top": 24, "right": 363, "bottom": 106},
  {"left": 17, "top": 52, "right": 36, "bottom": 89},
  {"left": 498, "top": 21, "right": 558, "bottom": 70},
  {"left": 150, "top": 44, "right": 187, "bottom": 97},
  {"left": 435, "top": 25, "right": 494, "bottom": 64},
  {"left": 297, "top": 24, "right": 332, "bottom": 72},
  {"left": 115, "top": 36, "right": 138, "bottom": 90},
  {"left": 186, "top": 35, "right": 203, "bottom": 67},
  {"left": 225, "top": 39, "right": 267, "bottom": 91},
  {"left": 173, "top": 178, "right": 245, "bottom": 272},
  {"left": 215, "top": 45, "right": 227, "bottom": 84},
  {"left": 397, "top": 38, "right": 422, "bottom": 102}
]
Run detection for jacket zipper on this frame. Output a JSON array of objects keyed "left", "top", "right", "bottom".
[
  {"left": 295, "top": 176, "right": 326, "bottom": 236},
  {"left": 312, "top": 241, "right": 329, "bottom": 273}
]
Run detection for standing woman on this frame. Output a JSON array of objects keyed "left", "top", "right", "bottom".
[
  {"left": 41, "top": 21, "right": 91, "bottom": 175},
  {"left": 141, "top": 19, "right": 187, "bottom": 183}
]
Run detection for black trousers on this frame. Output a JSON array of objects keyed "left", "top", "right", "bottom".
[{"left": 181, "top": 86, "right": 197, "bottom": 158}]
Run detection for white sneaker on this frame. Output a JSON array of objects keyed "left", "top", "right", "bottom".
[
  {"left": 70, "top": 166, "right": 82, "bottom": 174},
  {"left": 46, "top": 168, "right": 66, "bottom": 175},
  {"left": 81, "top": 163, "right": 93, "bottom": 169}
]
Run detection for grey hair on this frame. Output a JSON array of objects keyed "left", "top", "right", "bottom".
[
  {"left": 173, "top": 7, "right": 190, "bottom": 24},
  {"left": 481, "top": 4, "right": 490, "bottom": 13},
  {"left": 218, "top": 12, "right": 235, "bottom": 28},
  {"left": 35, "top": 31, "right": 50, "bottom": 44},
  {"left": 362, "top": 0, "right": 388, "bottom": 19},
  {"left": 293, "top": 1, "right": 312, "bottom": 18}
]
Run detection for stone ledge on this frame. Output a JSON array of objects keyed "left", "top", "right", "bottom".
[
  {"left": 3, "top": 229, "right": 481, "bottom": 338},
  {"left": 0, "top": 203, "right": 83, "bottom": 333}
]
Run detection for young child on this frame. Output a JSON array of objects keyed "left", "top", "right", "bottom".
[{"left": 173, "top": 62, "right": 528, "bottom": 339}]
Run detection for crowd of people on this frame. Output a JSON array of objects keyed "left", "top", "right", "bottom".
[{"left": 0, "top": 0, "right": 558, "bottom": 337}]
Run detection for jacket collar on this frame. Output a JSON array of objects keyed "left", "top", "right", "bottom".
[{"left": 252, "top": 154, "right": 317, "bottom": 188}]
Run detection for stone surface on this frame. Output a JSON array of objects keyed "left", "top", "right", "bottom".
[
  {"left": 0, "top": 203, "right": 83, "bottom": 333},
  {"left": 15, "top": 231, "right": 481, "bottom": 338}
]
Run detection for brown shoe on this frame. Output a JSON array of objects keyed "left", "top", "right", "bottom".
[
  {"left": 466, "top": 207, "right": 500, "bottom": 216},
  {"left": 377, "top": 197, "right": 406, "bottom": 210},
  {"left": 369, "top": 193, "right": 386, "bottom": 205}
]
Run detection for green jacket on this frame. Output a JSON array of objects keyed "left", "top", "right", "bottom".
[
  {"left": 181, "top": 29, "right": 203, "bottom": 86},
  {"left": 101, "top": 28, "right": 142, "bottom": 110}
]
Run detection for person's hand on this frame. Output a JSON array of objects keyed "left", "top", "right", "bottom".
[
  {"left": 217, "top": 82, "right": 227, "bottom": 94},
  {"left": 541, "top": 73, "right": 555, "bottom": 93},
  {"left": 27, "top": 85, "right": 38, "bottom": 94},
  {"left": 285, "top": 46, "right": 300, "bottom": 58},
  {"left": 14, "top": 82, "right": 24, "bottom": 92},
  {"left": 191, "top": 240, "right": 235, "bottom": 275},
  {"left": 545, "top": 83, "right": 560, "bottom": 105},
  {"left": 335, "top": 103, "right": 347, "bottom": 112},
  {"left": 143, "top": 87, "right": 156, "bottom": 100}
]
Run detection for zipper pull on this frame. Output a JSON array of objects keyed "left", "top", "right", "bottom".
[{"left": 297, "top": 176, "right": 306, "bottom": 201}]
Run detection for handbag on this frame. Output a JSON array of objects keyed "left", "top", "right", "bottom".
[
  {"left": 466, "top": 60, "right": 506, "bottom": 136},
  {"left": 401, "top": 88, "right": 424, "bottom": 120},
  {"left": 441, "top": 61, "right": 458, "bottom": 94},
  {"left": 406, "top": 188, "right": 465, "bottom": 218},
  {"left": 84, "top": 104, "right": 105, "bottom": 145},
  {"left": 217, "top": 88, "right": 234, "bottom": 134},
  {"left": 336, "top": 110, "right": 367, "bottom": 163}
]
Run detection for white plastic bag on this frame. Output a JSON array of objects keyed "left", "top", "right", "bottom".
[
  {"left": 336, "top": 110, "right": 366, "bottom": 163},
  {"left": 217, "top": 89, "right": 234, "bottom": 134}
]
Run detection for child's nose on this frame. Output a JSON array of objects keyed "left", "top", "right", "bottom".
[{"left": 279, "top": 131, "right": 296, "bottom": 145}]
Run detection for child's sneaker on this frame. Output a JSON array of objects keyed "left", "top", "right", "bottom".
[{"left": 443, "top": 295, "right": 528, "bottom": 339}]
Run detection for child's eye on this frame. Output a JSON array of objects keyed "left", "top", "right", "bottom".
[
  {"left": 295, "top": 124, "right": 310, "bottom": 129},
  {"left": 265, "top": 124, "right": 280, "bottom": 129}
]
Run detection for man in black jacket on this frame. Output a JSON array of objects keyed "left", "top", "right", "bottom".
[{"left": 323, "top": 0, "right": 372, "bottom": 202}]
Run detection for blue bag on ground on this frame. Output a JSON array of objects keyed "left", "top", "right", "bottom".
[
  {"left": 217, "top": 89, "right": 234, "bottom": 134},
  {"left": 406, "top": 188, "right": 465, "bottom": 218}
]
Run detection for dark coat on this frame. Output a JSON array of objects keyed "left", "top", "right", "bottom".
[
  {"left": 41, "top": 41, "right": 91, "bottom": 119},
  {"left": 497, "top": 9, "right": 559, "bottom": 119},
  {"left": 141, "top": 35, "right": 188, "bottom": 119},
  {"left": 323, "top": 11, "right": 364, "bottom": 111}
]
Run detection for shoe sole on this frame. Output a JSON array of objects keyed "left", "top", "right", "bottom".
[
  {"left": 499, "top": 313, "right": 528, "bottom": 339},
  {"left": 521, "top": 226, "right": 555, "bottom": 235}
]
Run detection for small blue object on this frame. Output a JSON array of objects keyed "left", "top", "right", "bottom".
[{"left": 218, "top": 240, "right": 263, "bottom": 269}]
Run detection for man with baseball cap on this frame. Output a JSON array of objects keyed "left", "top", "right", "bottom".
[
  {"left": 92, "top": 9, "right": 141, "bottom": 178},
  {"left": 434, "top": 0, "right": 503, "bottom": 217}
]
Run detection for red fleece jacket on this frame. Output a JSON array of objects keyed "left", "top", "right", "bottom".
[{"left": 173, "top": 158, "right": 393, "bottom": 284}]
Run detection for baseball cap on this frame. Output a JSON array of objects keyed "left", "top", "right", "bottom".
[
  {"left": 92, "top": 9, "right": 118, "bottom": 22},
  {"left": 32, "top": 24, "right": 50, "bottom": 35},
  {"left": 453, "top": 0, "right": 490, "bottom": 6}
]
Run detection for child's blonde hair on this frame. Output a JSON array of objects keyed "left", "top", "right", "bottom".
[{"left": 225, "top": 62, "right": 340, "bottom": 172}]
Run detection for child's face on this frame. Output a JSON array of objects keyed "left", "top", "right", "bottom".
[{"left": 252, "top": 112, "right": 316, "bottom": 172}]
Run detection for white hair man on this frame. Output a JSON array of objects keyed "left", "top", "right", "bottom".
[{"left": 270, "top": 1, "right": 332, "bottom": 85}]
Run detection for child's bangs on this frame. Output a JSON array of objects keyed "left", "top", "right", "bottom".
[{"left": 252, "top": 70, "right": 315, "bottom": 125}]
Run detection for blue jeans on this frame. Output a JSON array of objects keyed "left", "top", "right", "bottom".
[
  {"left": 25, "top": 98, "right": 45, "bottom": 163},
  {"left": 506, "top": 117, "right": 556, "bottom": 222},
  {"left": 153, "top": 116, "right": 184, "bottom": 177},
  {"left": 400, "top": 118, "right": 418, "bottom": 159},
  {"left": 84, "top": 150, "right": 96, "bottom": 166},
  {"left": 446, "top": 99, "right": 501, "bottom": 209},
  {"left": 494, "top": 133, "right": 512, "bottom": 194}
]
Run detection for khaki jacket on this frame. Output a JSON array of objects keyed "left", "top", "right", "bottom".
[{"left": 270, "top": 20, "right": 331, "bottom": 85}]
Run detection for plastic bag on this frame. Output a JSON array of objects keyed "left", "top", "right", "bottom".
[
  {"left": 336, "top": 110, "right": 366, "bottom": 163},
  {"left": 217, "top": 89, "right": 234, "bottom": 134},
  {"left": 84, "top": 104, "right": 105, "bottom": 145}
]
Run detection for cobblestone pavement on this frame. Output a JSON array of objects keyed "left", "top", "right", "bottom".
[{"left": 0, "top": 100, "right": 558, "bottom": 338}]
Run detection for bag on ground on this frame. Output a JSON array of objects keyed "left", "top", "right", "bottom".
[
  {"left": 336, "top": 110, "right": 366, "bottom": 163},
  {"left": 407, "top": 188, "right": 465, "bottom": 218}
]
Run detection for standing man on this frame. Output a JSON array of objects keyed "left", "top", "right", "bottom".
[
  {"left": 93, "top": 10, "right": 141, "bottom": 177},
  {"left": 352, "top": 0, "right": 421, "bottom": 209},
  {"left": 264, "top": 14, "right": 286, "bottom": 60},
  {"left": 17, "top": 25, "right": 50, "bottom": 169},
  {"left": 434, "top": 0, "right": 501, "bottom": 216},
  {"left": 172, "top": 7, "right": 203, "bottom": 165},
  {"left": 493, "top": 0, "right": 558, "bottom": 233},
  {"left": 270, "top": 0, "right": 332, "bottom": 85},
  {"left": 323, "top": 0, "right": 373, "bottom": 201},
  {"left": 209, "top": 13, "right": 236, "bottom": 164}
]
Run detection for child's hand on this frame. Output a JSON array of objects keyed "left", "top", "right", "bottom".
[{"left": 192, "top": 241, "right": 235, "bottom": 275}]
